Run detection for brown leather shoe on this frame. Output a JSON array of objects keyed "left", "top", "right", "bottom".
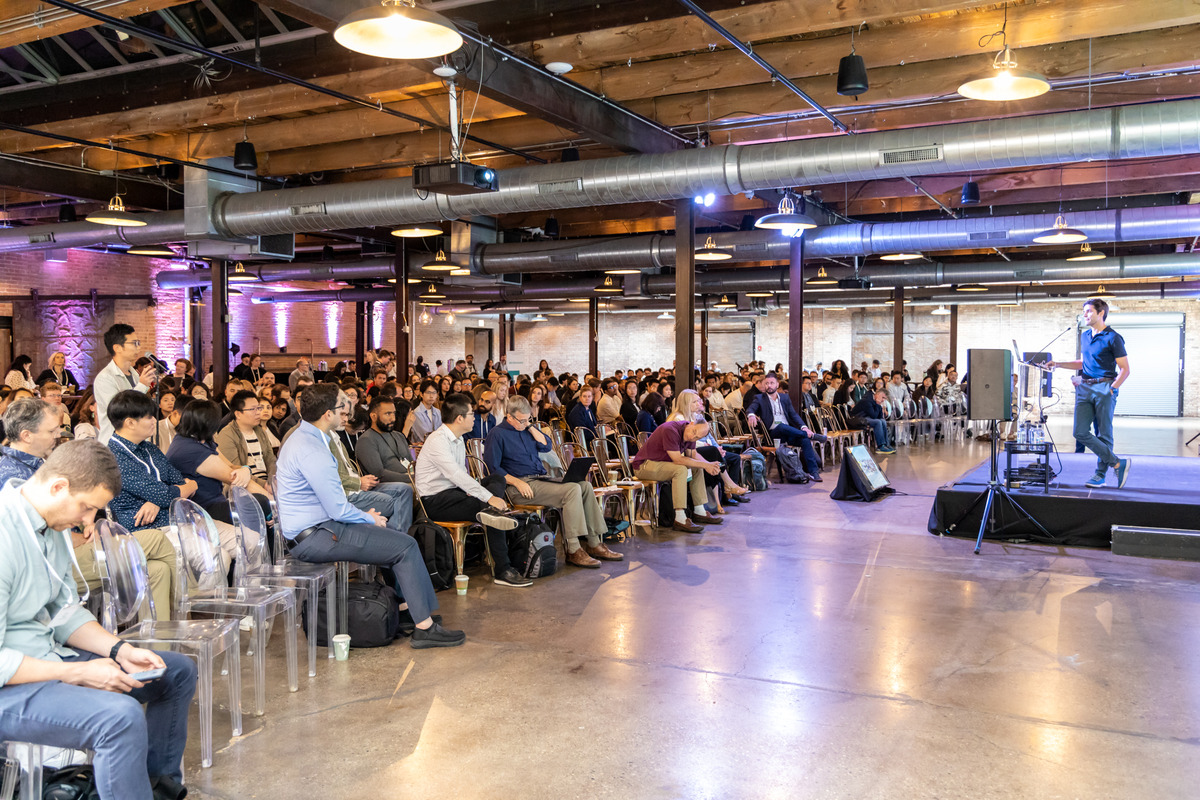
[
  {"left": 585, "top": 543, "right": 624, "bottom": 561},
  {"left": 566, "top": 547, "right": 601, "bottom": 568},
  {"left": 692, "top": 513, "right": 723, "bottom": 525},
  {"left": 672, "top": 519, "right": 703, "bottom": 533}
]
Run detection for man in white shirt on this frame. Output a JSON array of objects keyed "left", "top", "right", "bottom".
[
  {"left": 94, "top": 323, "right": 156, "bottom": 444},
  {"left": 886, "top": 371, "right": 911, "bottom": 408},
  {"left": 870, "top": 360, "right": 883, "bottom": 379},
  {"left": 596, "top": 378, "right": 622, "bottom": 424},
  {"left": 414, "top": 394, "right": 528, "bottom": 588},
  {"left": 404, "top": 380, "right": 442, "bottom": 443}
]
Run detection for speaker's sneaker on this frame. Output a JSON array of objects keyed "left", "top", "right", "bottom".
[
  {"left": 1084, "top": 473, "right": 1106, "bottom": 489},
  {"left": 1115, "top": 458, "right": 1131, "bottom": 489}
]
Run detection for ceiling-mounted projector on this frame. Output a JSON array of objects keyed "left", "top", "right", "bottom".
[
  {"left": 837, "top": 277, "right": 872, "bottom": 290},
  {"left": 413, "top": 161, "right": 499, "bottom": 195}
]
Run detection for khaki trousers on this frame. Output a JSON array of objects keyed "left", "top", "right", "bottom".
[
  {"left": 635, "top": 460, "right": 707, "bottom": 510},
  {"left": 507, "top": 479, "right": 606, "bottom": 553},
  {"left": 75, "top": 527, "right": 178, "bottom": 621}
]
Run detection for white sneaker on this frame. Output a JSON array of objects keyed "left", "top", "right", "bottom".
[
  {"left": 239, "top": 616, "right": 254, "bottom": 631},
  {"left": 477, "top": 512, "right": 518, "bottom": 531}
]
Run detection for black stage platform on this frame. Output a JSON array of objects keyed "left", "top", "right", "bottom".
[{"left": 929, "top": 453, "right": 1200, "bottom": 548}]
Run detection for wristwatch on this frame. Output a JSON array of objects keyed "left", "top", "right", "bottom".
[{"left": 109, "top": 641, "right": 128, "bottom": 661}]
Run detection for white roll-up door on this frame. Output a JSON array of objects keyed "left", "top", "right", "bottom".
[{"left": 1094, "top": 313, "right": 1184, "bottom": 417}]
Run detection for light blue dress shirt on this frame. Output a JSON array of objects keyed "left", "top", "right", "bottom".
[{"left": 275, "top": 421, "right": 373, "bottom": 538}]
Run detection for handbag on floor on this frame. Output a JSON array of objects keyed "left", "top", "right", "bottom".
[{"left": 301, "top": 580, "right": 400, "bottom": 648}]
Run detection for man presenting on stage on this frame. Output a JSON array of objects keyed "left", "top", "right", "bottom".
[{"left": 1047, "top": 298, "right": 1131, "bottom": 489}]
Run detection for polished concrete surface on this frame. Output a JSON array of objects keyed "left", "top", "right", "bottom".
[{"left": 185, "top": 418, "right": 1200, "bottom": 799}]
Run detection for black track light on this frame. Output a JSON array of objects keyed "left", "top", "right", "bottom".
[{"left": 961, "top": 180, "right": 981, "bottom": 206}]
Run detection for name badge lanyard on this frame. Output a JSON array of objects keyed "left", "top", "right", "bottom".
[{"left": 20, "top": 514, "right": 89, "bottom": 628}]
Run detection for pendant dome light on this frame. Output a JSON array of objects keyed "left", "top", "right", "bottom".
[
  {"left": 87, "top": 194, "right": 145, "bottom": 227},
  {"left": 594, "top": 275, "right": 622, "bottom": 294},
  {"left": 836, "top": 23, "right": 869, "bottom": 98},
  {"left": 567, "top": 298, "right": 591, "bottom": 303},
  {"left": 531, "top": 313, "right": 547, "bottom": 322},
  {"left": 955, "top": 284, "right": 988, "bottom": 292},
  {"left": 1066, "top": 243, "right": 1106, "bottom": 261},
  {"left": 745, "top": 290, "right": 774, "bottom": 298},
  {"left": 694, "top": 236, "right": 732, "bottom": 261},
  {"left": 880, "top": 252, "right": 922, "bottom": 261},
  {"left": 657, "top": 311, "right": 674, "bottom": 320},
  {"left": 1089, "top": 285, "right": 1116, "bottom": 300},
  {"left": 930, "top": 305, "right": 951, "bottom": 316},
  {"left": 419, "top": 282, "right": 445, "bottom": 299},
  {"left": 334, "top": 0, "right": 464, "bottom": 60},
  {"left": 754, "top": 194, "right": 817, "bottom": 237},
  {"left": 806, "top": 267, "right": 838, "bottom": 286},
  {"left": 1032, "top": 215, "right": 1087, "bottom": 244},
  {"left": 58, "top": 203, "right": 77, "bottom": 223},
  {"left": 127, "top": 244, "right": 177, "bottom": 257},
  {"left": 713, "top": 294, "right": 737, "bottom": 310},
  {"left": 957, "top": 5, "right": 1049, "bottom": 102},
  {"left": 391, "top": 224, "right": 442, "bottom": 238},
  {"left": 422, "top": 249, "right": 457, "bottom": 271}
]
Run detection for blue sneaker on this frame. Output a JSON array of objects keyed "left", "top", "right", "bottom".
[
  {"left": 1084, "top": 473, "right": 1106, "bottom": 489},
  {"left": 1115, "top": 458, "right": 1131, "bottom": 489}
]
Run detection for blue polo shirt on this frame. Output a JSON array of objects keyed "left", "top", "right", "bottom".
[
  {"left": 1081, "top": 326, "right": 1127, "bottom": 379},
  {"left": 483, "top": 420, "right": 553, "bottom": 479}
]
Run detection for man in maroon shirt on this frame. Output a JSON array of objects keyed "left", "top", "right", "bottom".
[{"left": 632, "top": 419, "right": 722, "bottom": 533}]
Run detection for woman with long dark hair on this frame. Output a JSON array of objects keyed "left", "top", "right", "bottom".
[
  {"left": 829, "top": 359, "right": 851, "bottom": 382},
  {"left": 5, "top": 355, "right": 35, "bottom": 391},
  {"left": 636, "top": 392, "right": 665, "bottom": 434},
  {"left": 619, "top": 379, "right": 640, "bottom": 429}
]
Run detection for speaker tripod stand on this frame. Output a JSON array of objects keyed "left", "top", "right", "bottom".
[{"left": 945, "top": 420, "right": 1054, "bottom": 554}]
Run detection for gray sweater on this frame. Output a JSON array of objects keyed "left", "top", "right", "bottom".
[{"left": 355, "top": 428, "right": 414, "bottom": 483}]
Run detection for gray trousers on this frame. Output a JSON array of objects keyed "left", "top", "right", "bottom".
[
  {"left": 349, "top": 481, "right": 413, "bottom": 532},
  {"left": 507, "top": 479, "right": 605, "bottom": 552},
  {"left": 290, "top": 520, "right": 437, "bottom": 623}
]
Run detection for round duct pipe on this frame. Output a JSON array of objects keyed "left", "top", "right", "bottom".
[{"left": 156, "top": 256, "right": 397, "bottom": 289}]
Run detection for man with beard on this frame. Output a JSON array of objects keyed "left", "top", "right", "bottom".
[
  {"left": 356, "top": 396, "right": 415, "bottom": 484},
  {"left": 746, "top": 372, "right": 824, "bottom": 482}
]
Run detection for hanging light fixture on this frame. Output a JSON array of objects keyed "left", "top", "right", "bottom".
[
  {"left": 422, "top": 249, "right": 457, "bottom": 271},
  {"left": 334, "top": 0, "right": 464, "bottom": 60},
  {"left": 754, "top": 194, "right": 817, "bottom": 236},
  {"left": 594, "top": 275, "right": 622, "bottom": 294},
  {"left": 836, "top": 22, "right": 869, "bottom": 97},
  {"left": 884, "top": 297, "right": 913, "bottom": 305},
  {"left": 960, "top": 179, "right": 981, "bottom": 206},
  {"left": 87, "top": 194, "right": 144, "bottom": 227},
  {"left": 1067, "top": 243, "right": 1106, "bottom": 261},
  {"left": 419, "top": 282, "right": 445, "bottom": 299},
  {"left": 604, "top": 268, "right": 642, "bottom": 275},
  {"left": 745, "top": 290, "right": 774, "bottom": 298},
  {"left": 957, "top": 6, "right": 1049, "bottom": 102},
  {"left": 127, "top": 244, "right": 176, "bottom": 257},
  {"left": 449, "top": 268, "right": 470, "bottom": 276},
  {"left": 997, "top": 301, "right": 1021, "bottom": 308},
  {"left": 531, "top": 313, "right": 547, "bottom": 322},
  {"left": 955, "top": 284, "right": 988, "bottom": 292},
  {"left": 567, "top": 298, "right": 591, "bottom": 303},
  {"left": 233, "top": 121, "right": 257, "bottom": 171},
  {"left": 1032, "top": 215, "right": 1087, "bottom": 244},
  {"left": 713, "top": 294, "right": 737, "bottom": 309},
  {"left": 930, "top": 304, "right": 951, "bottom": 316},
  {"left": 825, "top": 306, "right": 847, "bottom": 311},
  {"left": 418, "top": 307, "right": 432, "bottom": 324},
  {"left": 418, "top": 298, "right": 443, "bottom": 306},
  {"left": 227, "top": 262, "right": 258, "bottom": 282},
  {"left": 694, "top": 235, "right": 732, "bottom": 261},
  {"left": 445, "top": 309, "right": 455, "bottom": 324},
  {"left": 806, "top": 266, "right": 838, "bottom": 286},
  {"left": 391, "top": 224, "right": 442, "bottom": 238},
  {"left": 657, "top": 311, "right": 674, "bottom": 320},
  {"left": 880, "top": 252, "right": 922, "bottom": 261},
  {"left": 1089, "top": 285, "right": 1116, "bottom": 300}
]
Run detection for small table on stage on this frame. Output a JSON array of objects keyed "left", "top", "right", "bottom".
[{"left": 1004, "top": 441, "right": 1054, "bottom": 494}]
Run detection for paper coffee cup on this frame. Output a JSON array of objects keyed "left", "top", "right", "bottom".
[
  {"left": 455, "top": 574, "right": 469, "bottom": 595},
  {"left": 332, "top": 633, "right": 351, "bottom": 661}
]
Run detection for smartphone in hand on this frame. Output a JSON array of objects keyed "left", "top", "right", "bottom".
[{"left": 130, "top": 667, "right": 167, "bottom": 682}]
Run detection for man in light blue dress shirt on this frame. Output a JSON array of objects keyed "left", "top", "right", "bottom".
[{"left": 276, "top": 384, "right": 463, "bottom": 649}]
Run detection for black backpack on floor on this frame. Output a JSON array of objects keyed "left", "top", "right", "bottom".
[
  {"left": 409, "top": 517, "right": 456, "bottom": 591},
  {"left": 301, "top": 580, "right": 400, "bottom": 648},
  {"left": 507, "top": 513, "right": 557, "bottom": 578},
  {"left": 774, "top": 443, "right": 810, "bottom": 483}
]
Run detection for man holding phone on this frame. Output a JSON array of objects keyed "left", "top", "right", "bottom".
[{"left": 0, "top": 440, "right": 196, "bottom": 800}]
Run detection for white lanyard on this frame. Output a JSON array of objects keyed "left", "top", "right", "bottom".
[
  {"left": 113, "top": 437, "right": 162, "bottom": 482},
  {"left": 19, "top": 513, "right": 89, "bottom": 626}
]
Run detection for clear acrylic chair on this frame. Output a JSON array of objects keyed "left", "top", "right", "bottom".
[
  {"left": 170, "top": 498, "right": 299, "bottom": 718},
  {"left": 94, "top": 519, "right": 242, "bottom": 769},
  {"left": 269, "top": 478, "right": 351, "bottom": 636},
  {"left": 228, "top": 486, "right": 336, "bottom": 678}
]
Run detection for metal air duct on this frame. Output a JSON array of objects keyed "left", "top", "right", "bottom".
[{"left": 156, "top": 257, "right": 397, "bottom": 289}]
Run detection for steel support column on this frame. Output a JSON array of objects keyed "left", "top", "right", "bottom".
[
  {"left": 588, "top": 298, "right": 599, "bottom": 376},
  {"left": 354, "top": 301, "right": 365, "bottom": 368},
  {"left": 700, "top": 307, "right": 709, "bottom": 375},
  {"left": 394, "top": 245, "right": 409, "bottom": 378},
  {"left": 893, "top": 286, "right": 905, "bottom": 371},
  {"left": 789, "top": 237, "right": 804, "bottom": 377},
  {"left": 211, "top": 260, "right": 229, "bottom": 394},
  {"left": 674, "top": 199, "right": 696, "bottom": 380},
  {"left": 364, "top": 300, "right": 375, "bottom": 353},
  {"left": 499, "top": 314, "right": 507, "bottom": 364},
  {"left": 189, "top": 287, "right": 204, "bottom": 376},
  {"left": 949, "top": 303, "right": 959, "bottom": 367}
]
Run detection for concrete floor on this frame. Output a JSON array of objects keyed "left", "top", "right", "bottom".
[{"left": 185, "top": 418, "right": 1200, "bottom": 799}]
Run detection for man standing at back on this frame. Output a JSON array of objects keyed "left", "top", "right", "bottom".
[
  {"left": 94, "top": 323, "right": 156, "bottom": 445},
  {"left": 1047, "top": 297, "right": 1132, "bottom": 488},
  {"left": 277, "top": 383, "right": 462, "bottom": 648}
]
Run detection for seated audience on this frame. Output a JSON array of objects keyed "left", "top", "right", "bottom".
[
  {"left": 72, "top": 390, "right": 99, "bottom": 441},
  {"left": 566, "top": 384, "right": 599, "bottom": 443},
  {"left": 36, "top": 352, "right": 79, "bottom": 394},
  {"left": 39, "top": 382, "right": 74, "bottom": 439},
  {"left": 0, "top": 440, "right": 196, "bottom": 800},
  {"left": 887, "top": 371, "right": 911, "bottom": 407},
  {"left": 636, "top": 391, "right": 665, "bottom": 434},
  {"left": 166, "top": 399, "right": 270, "bottom": 526},
  {"left": 619, "top": 379, "right": 641, "bottom": 428},
  {"left": 746, "top": 372, "right": 823, "bottom": 482},
  {"left": 275, "top": 383, "right": 461, "bottom": 648},
  {"left": 851, "top": 388, "right": 897, "bottom": 454},
  {"left": 357, "top": 397, "right": 414, "bottom": 483},
  {"left": 484, "top": 396, "right": 622, "bottom": 568},
  {"left": 669, "top": 390, "right": 751, "bottom": 508},
  {"left": 467, "top": 390, "right": 500, "bottom": 440},
  {"left": 414, "top": 394, "right": 529, "bottom": 588},
  {"left": 5, "top": 354, "right": 36, "bottom": 391},
  {"left": 405, "top": 379, "right": 442, "bottom": 443},
  {"left": 215, "top": 390, "right": 277, "bottom": 490},
  {"left": 632, "top": 419, "right": 722, "bottom": 533},
  {"left": 596, "top": 378, "right": 622, "bottom": 425}
]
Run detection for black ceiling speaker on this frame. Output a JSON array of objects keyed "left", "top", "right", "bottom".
[
  {"left": 543, "top": 217, "right": 559, "bottom": 238},
  {"left": 561, "top": 147, "right": 580, "bottom": 162},
  {"left": 58, "top": 203, "right": 77, "bottom": 223},
  {"left": 961, "top": 180, "right": 981, "bottom": 206},
  {"left": 837, "top": 52, "right": 869, "bottom": 97},
  {"left": 233, "top": 140, "right": 258, "bottom": 171}
]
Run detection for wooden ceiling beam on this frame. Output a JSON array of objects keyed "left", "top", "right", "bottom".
[
  {"left": 575, "top": 0, "right": 1200, "bottom": 105},
  {"left": 0, "top": 0, "right": 191, "bottom": 49},
  {"left": 520, "top": 0, "right": 980, "bottom": 71}
]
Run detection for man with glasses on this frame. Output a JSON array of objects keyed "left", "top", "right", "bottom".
[
  {"left": 484, "top": 396, "right": 622, "bottom": 568},
  {"left": 38, "top": 382, "right": 74, "bottom": 439},
  {"left": 215, "top": 390, "right": 276, "bottom": 489},
  {"left": 95, "top": 323, "right": 157, "bottom": 444}
]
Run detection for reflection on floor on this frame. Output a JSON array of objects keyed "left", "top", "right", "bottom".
[{"left": 185, "top": 418, "right": 1200, "bottom": 799}]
